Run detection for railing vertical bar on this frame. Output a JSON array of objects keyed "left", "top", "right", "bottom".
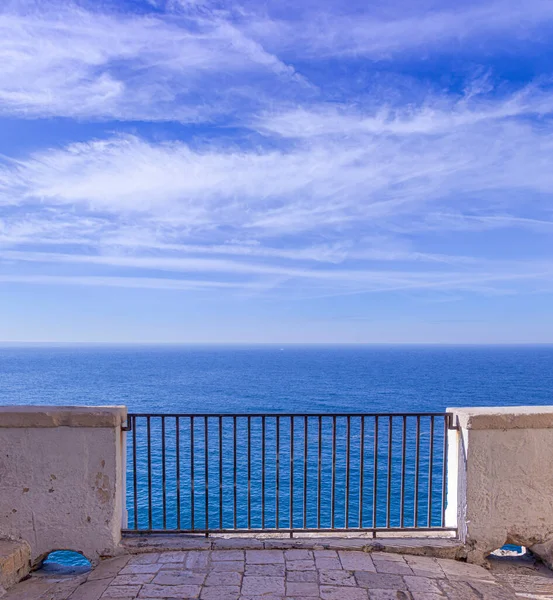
[
  {"left": 442, "top": 415, "right": 448, "bottom": 527},
  {"left": 331, "top": 415, "right": 337, "bottom": 529},
  {"left": 303, "top": 415, "right": 308, "bottom": 530},
  {"left": 161, "top": 416, "right": 166, "bottom": 530},
  {"left": 276, "top": 416, "right": 280, "bottom": 529},
  {"left": 262, "top": 415, "right": 266, "bottom": 529},
  {"left": 359, "top": 416, "right": 365, "bottom": 528},
  {"left": 414, "top": 415, "right": 421, "bottom": 528},
  {"left": 400, "top": 415, "right": 407, "bottom": 528},
  {"left": 233, "top": 416, "right": 237, "bottom": 530},
  {"left": 190, "top": 416, "right": 195, "bottom": 531},
  {"left": 219, "top": 416, "right": 223, "bottom": 530},
  {"left": 428, "top": 415, "right": 435, "bottom": 527},
  {"left": 317, "top": 416, "right": 322, "bottom": 529},
  {"left": 176, "top": 416, "right": 181, "bottom": 530},
  {"left": 204, "top": 416, "right": 209, "bottom": 534},
  {"left": 248, "top": 416, "right": 252, "bottom": 530},
  {"left": 386, "top": 417, "right": 392, "bottom": 528},
  {"left": 123, "top": 410, "right": 452, "bottom": 534},
  {"left": 372, "top": 416, "right": 379, "bottom": 528},
  {"left": 147, "top": 416, "right": 152, "bottom": 530},
  {"left": 132, "top": 415, "right": 138, "bottom": 530},
  {"left": 345, "top": 415, "right": 351, "bottom": 528},
  {"left": 290, "top": 416, "right": 294, "bottom": 534}
]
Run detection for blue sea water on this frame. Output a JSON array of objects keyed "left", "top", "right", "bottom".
[
  {"left": 1, "top": 345, "right": 552, "bottom": 563},
  {"left": 1, "top": 344, "right": 552, "bottom": 412}
]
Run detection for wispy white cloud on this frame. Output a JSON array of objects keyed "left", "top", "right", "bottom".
[
  {"left": 245, "top": 0, "right": 553, "bottom": 59},
  {"left": 0, "top": 273, "right": 268, "bottom": 291},
  {"left": 255, "top": 84, "right": 553, "bottom": 138},
  {"left": 1, "top": 0, "right": 553, "bottom": 123},
  {"left": 405, "top": 212, "right": 553, "bottom": 233},
  {"left": 1, "top": 108, "right": 553, "bottom": 236},
  {"left": 0, "top": 2, "right": 305, "bottom": 121},
  {"left": 1, "top": 0, "right": 553, "bottom": 307},
  {"left": 0, "top": 91, "right": 552, "bottom": 299},
  {"left": 2, "top": 249, "right": 552, "bottom": 297}
]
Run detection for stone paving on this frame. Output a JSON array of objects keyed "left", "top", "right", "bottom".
[{"left": 5, "top": 549, "right": 553, "bottom": 600}]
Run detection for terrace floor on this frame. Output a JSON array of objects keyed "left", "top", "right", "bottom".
[{"left": 5, "top": 545, "right": 553, "bottom": 600}]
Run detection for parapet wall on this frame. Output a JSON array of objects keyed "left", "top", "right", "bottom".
[
  {"left": 447, "top": 406, "right": 553, "bottom": 566},
  {"left": 0, "top": 406, "right": 127, "bottom": 566},
  {"left": 3, "top": 404, "right": 553, "bottom": 571}
]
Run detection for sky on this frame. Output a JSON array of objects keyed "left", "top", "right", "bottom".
[{"left": 0, "top": 0, "right": 553, "bottom": 343}]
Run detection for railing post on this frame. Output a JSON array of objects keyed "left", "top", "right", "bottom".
[
  {"left": 444, "top": 413, "right": 460, "bottom": 532},
  {"left": 121, "top": 417, "right": 128, "bottom": 530}
]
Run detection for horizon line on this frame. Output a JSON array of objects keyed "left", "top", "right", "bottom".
[{"left": 1, "top": 341, "right": 553, "bottom": 347}]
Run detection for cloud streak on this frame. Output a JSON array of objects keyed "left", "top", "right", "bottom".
[
  {"left": 0, "top": 2, "right": 305, "bottom": 121},
  {"left": 2, "top": 0, "right": 553, "bottom": 123},
  {"left": 2, "top": 248, "right": 552, "bottom": 298},
  {"left": 246, "top": 0, "right": 553, "bottom": 59},
  {"left": 0, "top": 0, "right": 553, "bottom": 308}
]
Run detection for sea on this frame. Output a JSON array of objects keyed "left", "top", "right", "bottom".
[
  {"left": 2, "top": 344, "right": 552, "bottom": 412},
  {"left": 2, "top": 344, "right": 552, "bottom": 566}
]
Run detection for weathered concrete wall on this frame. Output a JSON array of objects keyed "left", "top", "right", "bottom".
[
  {"left": 0, "top": 406, "right": 127, "bottom": 566},
  {"left": 447, "top": 406, "right": 553, "bottom": 566}
]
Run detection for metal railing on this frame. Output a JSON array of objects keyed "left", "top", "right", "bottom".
[{"left": 123, "top": 412, "right": 454, "bottom": 536}]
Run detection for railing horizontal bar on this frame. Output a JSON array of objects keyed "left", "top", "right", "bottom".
[
  {"left": 128, "top": 412, "right": 448, "bottom": 418},
  {"left": 123, "top": 526, "right": 457, "bottom": 534},
  {"left": 125, "top": 411, "right": 453, "bottom": 536}
]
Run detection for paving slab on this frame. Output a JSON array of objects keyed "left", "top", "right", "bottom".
[
  {"left": 117, "top": 564, "right": 161, "bottom": 576},
  {"left": 316, "top": 556, "right": 342, "bottom": 569},
  {"left": 284, "top": 549, "right": 312, "bottom": 560},
  {"left": 285, "top": 580, "right": 319, "bottom": 596},
  {"left": 354, "top": 571, "right": 407, "bottom": 590},
  {"left": 42, "top": 577, "right": 89, "bottom": 600},
  {"left": 127, "top": 555, "right": 160, "bottom": 566},
  {"left": 137, "top": 582, "right": 201, "bottom": 598},
  {"left": 286, "top": 569, "right": 317, "bottom": 582},
  {"left": 88, "top": 557, "right": 130, "bottom": 581},
  {"left": 246, "top": 550, "right": 285, "bottom": 564},
  {"left": 150, "top": 570, "right": 206, "bottom": 585},
  {"left": 211, "top": 550, "right": 244, "bottom": 561},
  {"left": 156, "top": 551, "right": 187, "bottom": 564},
  {"left": 374, "top": 559, "right": 413, "bottom": 575},
  {"left": 367, "top": 591, "right": 411, "bottom": 600},
  {"left": 339, "top": 551, "right": 377, "bottom": 572},
  {"left": 110, "top": 574, "right": 154, "bottom": 586},
  {"left": 241, "top": 575, "right": 285, "bottom": 595},
  {"left": 404, "top": 574, "right": 444, "bottom": 595},
  {"left": 5, "top": 547, "right": 549, "bottom": 600},
  {"left": 319, "top": 568, "right": 357, "bottom": 586},
  {"left": 211, "top": 560, "right": 244, "bottom": 572},
  {"left": 204, "top": 570, "right": 242, "bottom": 586},
  {"left": 320, "top": 585, "right": 369, "bottom": 599},
  {"left": 246, "top": 564, "right": 285, "bottom": 576},
  {"left": 99, "top": 585, "right": 142, "bottom": 598},
  {"left": 285, "top": 559, "right": 316, "bottom": 570},
  {"left": 200, "top": 585, "right": 240, "bottom": 599}
]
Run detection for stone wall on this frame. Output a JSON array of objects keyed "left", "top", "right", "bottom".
[
  {"left": 3, "top": 404, "right": 553, "bottom": 573},
  {"left": 0, "top": 406, "right": 127, "bottom": 566},
  {"left": 0, "top": 538, "right": 31, "bottom": 592},
  {"left": 447, "top": 406, "right": 553, "bottom": 566}
]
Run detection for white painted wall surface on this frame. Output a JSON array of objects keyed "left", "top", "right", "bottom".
[
  {"left": 447, "top": 406, "right": 553, "bottom": 566},
  {"left": 0, "top": 407, "right": 127, "bottom": 565}
]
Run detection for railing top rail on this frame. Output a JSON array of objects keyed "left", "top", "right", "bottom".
[{"left": 128, "top": 411, "right": 448, "bottom": 418}]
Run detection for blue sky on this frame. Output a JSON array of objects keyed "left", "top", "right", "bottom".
[{"left": 1, "top": 0, "right": 553, "bottom": 343}]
